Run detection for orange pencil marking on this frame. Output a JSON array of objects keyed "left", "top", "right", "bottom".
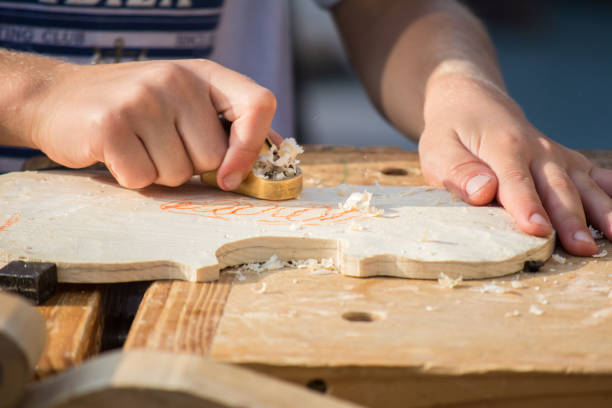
[
  {"left": 0, "top": 214, "right": 19, "bottom": 231},
  {"left": 159, "top": 199, "right": 369, "bottom": 227}
]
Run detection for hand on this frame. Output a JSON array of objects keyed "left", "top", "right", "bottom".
[
  {"left": 30, "top": 59, "right": 277, "bottom": 190},
  {"left": 419, "top": 74, "right": 611, "bottom": 256}
]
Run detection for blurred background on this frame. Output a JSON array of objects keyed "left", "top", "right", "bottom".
[{"left": 292, "top": 0, "right": 612, "bottom": 150}]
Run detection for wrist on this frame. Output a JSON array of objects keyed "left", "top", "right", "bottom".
[
  {"left": 423, "top": 69, "right": 522, "bottom": 125},
  {"left": 0, "top": 50, "right": 70, "bottom": 149}
]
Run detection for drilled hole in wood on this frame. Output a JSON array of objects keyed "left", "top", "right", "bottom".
[
  {"left": 381, "top": 167, "right": 408, "bottom": 176},
  {"left": 306, "top": 378, "right": 328, "bottom": 393},
  {"left": 342, "top": 311, "right": 374, "bottom": 322}
]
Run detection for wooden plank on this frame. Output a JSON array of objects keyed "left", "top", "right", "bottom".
[
  {"left": 23, "top": 350, "right": 362, "bottom": 408},
  {"left": 124, "top": 147, "right": 612, "bottom": 407},
  {"left": 125, "top": 274, "right": 233, "bottom": 354},
  {"left": 35, "top": 284, "right": 103, "bottom": 379},
  {"left": 300, "top": 145, "right": 424, "bottom": 187}
]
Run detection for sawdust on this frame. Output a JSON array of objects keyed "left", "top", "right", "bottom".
[
  {"left": 552, "top": 253, "right": 567, "bottom": 264},
  {"left": 529, "top": 305, "right": 544, "bottom": 316}
]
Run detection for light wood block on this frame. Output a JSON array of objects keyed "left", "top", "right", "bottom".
[
  {"left": 22, "top": 350, "right": 361, "bottom": 408},
  {"left": 0, "top": 292, "right": 46, "bottom": 408}
]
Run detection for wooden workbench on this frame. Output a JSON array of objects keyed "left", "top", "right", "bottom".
[{"left": 33, "top": 147, "right": 612, "bottom": 407}]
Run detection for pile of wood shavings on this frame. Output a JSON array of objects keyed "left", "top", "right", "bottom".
[
  {"left": 252, "top": 138, "right": 303, "bottom": 180},
  {"left": 236, "top": 255, "right": 337, "bottom": 275}
]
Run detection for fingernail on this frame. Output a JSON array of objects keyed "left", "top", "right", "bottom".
[
  {"left": 573, "top": 231, "right": 593, "bottom": 244},
  {"left": 466, "top": 175, "right": 491, "bottom": 197},
  {"left": 223, "top": 172, "right": 243, "bottom": 190},
  {"left": 529, "top": 213, "right": 550, "bottom": 227}
]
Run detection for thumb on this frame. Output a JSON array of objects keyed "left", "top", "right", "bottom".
[{"left": 419, "top": 130, "right": 498, "bottom": 206}]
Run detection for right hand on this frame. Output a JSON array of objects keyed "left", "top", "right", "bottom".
[{"left": 30, "top": 59, "right": 277, "bottom": 190}]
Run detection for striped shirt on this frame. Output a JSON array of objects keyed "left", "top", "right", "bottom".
[{"left": 0, "top": 0, "right": 223, "bottom": 64}]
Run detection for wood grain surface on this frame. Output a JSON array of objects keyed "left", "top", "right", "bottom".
[
  {"left": 35, "top": 284, "right": 103, "bottom": 378},
  {"left": 125, "top": 274, "right": 233, "bottom": 354},
  {"left": 124, "top": 147, "right": 612, "bottom": 407}
]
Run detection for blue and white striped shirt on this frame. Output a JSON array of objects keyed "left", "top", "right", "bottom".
[{"left": 0, "top": 0, "right": 223, "bottom": 64}]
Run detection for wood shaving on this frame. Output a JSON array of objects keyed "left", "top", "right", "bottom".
[
  {"left": 589, "top": 225, "right": 604, "bottom": 240},
  {"left": 341, "top": 191, "right": 384, "bottom": 216},
  {"left": 252, "top": 138, "right": 303, "bottom": 180},
  {"left": 438, "top": 273, "right": 463, "bottom": 289},
  {"left": 289, "top": 223, "right": 304, "bottom": 231},
  {"left": 552, "top": 254, "right": 567, "bottom": 264},
  {"left": 504, "top": 310, "right": 520, "bottom": 318},
  {"left": 536, "top": 294, "right": 549, "bottom": 305},
  {"left": 529, "top": 305, "right": 544, "bottom": 316},
  {"left": 582, "top": 307, "right": 612, "bottom": 326},
  {"left": 241, "top": 255, "right": 286, "bottom": 274},
  {"left": 425, "top": 305, "right": 439, "bottom": 312},
  {"left": 479, "top": 284, "right": 514, "bottom": 294},
  {"left": 226, "top": 270, "right": 246, "bottom": 281},
  {"left": 253, "top": 282, "right": 267, "bottom": 294},
  {"left": 510, "top": 281, "right": 524, "bottom": 289},
  {"left": 309, "top": 269, "right": 334, "bottom": 275},
  {"left": 400, "top": 190, "right": 416, "bottom": 197},
  {"left": 593, "top": 249, "right": 608, "bottom": 258}
]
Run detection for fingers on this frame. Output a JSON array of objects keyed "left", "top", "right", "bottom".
[
  {"left": 136, "top": 121, "right": 193, "bottom": 187},
  {"left": 180, "top": 60, "right": 276, "bottom": 190},
  {"left": 173, "top": 94, "right": 228, "bottom": 175},
  {"left": 531, "top": 160, "right": 598, "bottom": 255},
  {"left": 268, "top": 128, "right": 283, "bottom": 147},
  {"left": 419, "top": 130, "right": 498, "bottom": 205},
  {"left": 490, "top": 163, "right": 553, "bottom": 237},
  {"left": 591, "top": 167, "right": 612, "bottom": 196},
  {"left": 572, "top": 169, "right": 612, "bottom": 241},
  {"left": 102, "top": 128, "right": 157, "bottom": 189}
]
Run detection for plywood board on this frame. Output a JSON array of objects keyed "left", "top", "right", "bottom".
[{"left": 0, "top": 170, "right": 552, "bottom": 283}]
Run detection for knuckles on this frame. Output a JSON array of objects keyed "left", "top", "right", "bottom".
[
  {"left": 246, "top": 87, "right": 277, "bottom": 117},
  {"left": 156, "top": 163, "right": 194, "bottom": 187},
  {"left": 499, "top": 168, "right": 532, "bottom": 186}
]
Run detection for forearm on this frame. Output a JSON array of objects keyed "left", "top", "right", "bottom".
[
  {"left": 333, "top": 0, "right": 506, "bottom": 138},
  {"left": 0, "top": 49, "right": 65, "bottom": 147}
]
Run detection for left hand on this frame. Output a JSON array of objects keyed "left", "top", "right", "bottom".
[{"left": 418, "top": 74, "right": 611, "bottom": 256}]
